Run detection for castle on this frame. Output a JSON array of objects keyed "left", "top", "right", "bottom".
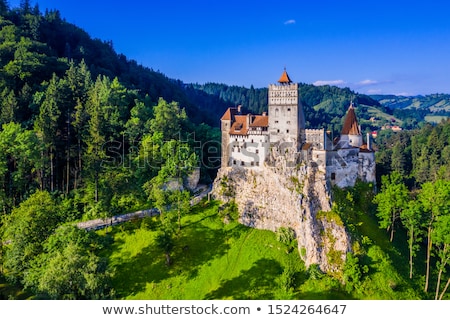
[{"left": 220, "top": 69, "right": 376, "bottom": 188}]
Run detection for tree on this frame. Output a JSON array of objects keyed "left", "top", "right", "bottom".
[
  {"left": 85, "top": 75, "right": 109, "bottom": 204},
  {"left": 149, "top": 98, "right": 188, "bottom": 141},
  {"left": 23, "top": 225, "right": 113, "bottom": 299},
  {"left": 400, "top": 199, "right": 424, "bottom": 279},
  {"left": 155, "top": 231, "right": 174, "bottom": 266},
  {"left": 373, "top": 172, "right": 409, "bottom": 242},
  {"left": 2, "top": 190, "right": 61, "bottom": 282},
  {"left": 34, "top": 73, "right": 66, "bottom": 191},
  {"left": 432, "top": 214, "right": 450, "bottom": 300},
  {"left": 0, "top": 0, "right": 8, "bottom": 16},
  {"left": 0, "top": 88, "right": 18, "bottom": 125},
  {"left": 0, "top": 122, "right": 41, "bottom": 212},
  {"left": 419, "top": 179, "right": 450, "bottom": 292}
]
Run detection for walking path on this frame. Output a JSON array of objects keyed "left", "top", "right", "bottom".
[{"left": 76, "top": 184, "right": 212, "bottom": 231}]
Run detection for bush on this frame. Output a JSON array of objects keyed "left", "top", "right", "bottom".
[{"left": 276, "top": 227, "right": 296, "bottom": 245}]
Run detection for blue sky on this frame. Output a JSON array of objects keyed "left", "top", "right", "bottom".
[{"left": 9, "top": 0, "right": 450, "bottom": 95}]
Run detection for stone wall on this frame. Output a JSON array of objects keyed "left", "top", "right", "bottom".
[{"left": 211, "top": 149, "right": 351, "bottom": 273}]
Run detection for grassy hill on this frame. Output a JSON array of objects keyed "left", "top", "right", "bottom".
[
  {"left": 96, "top": 197, "right": 422, "bottom": 300},
  {"left": 371, "top": 94, "right": 450, "bottom": 126}
]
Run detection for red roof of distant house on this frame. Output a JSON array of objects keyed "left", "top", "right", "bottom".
[{"left": 341, "top": 103, "right": 361, "bottom": 135}]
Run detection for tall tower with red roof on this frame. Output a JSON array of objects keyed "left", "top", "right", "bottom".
[
  {"left": 268, "top": 68, "right": 305, "bottom": 148},
  {"left": 340, "top": 102, "right": 363, "bottom": 148}
]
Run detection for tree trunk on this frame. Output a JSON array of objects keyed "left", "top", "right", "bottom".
[
  {"left": 165, "top": 252, "right": 171, "bottom": 266},
  {"left": 95, "top": 169, "right": 98, "bottom": 203},
  {"left": 435, "top": 244, "right": 449, "bottom": 300},
  {"left": 389, "top": 209, "right": 396, "bottom": 242},
  {"left": 409, "top": 227, "right": 414, "bottom": 279},
  {"left": 439, "top": 277, "right": 450, "bottom": 300},
  {"left": 435, "top": 265, "right": 444, "bottom": 300},
  {"left": 425, "top": 226, "right": 432, "bottom": 292},
  {"left": 50, "top": 147, "right": 54, "bottom": 192}
]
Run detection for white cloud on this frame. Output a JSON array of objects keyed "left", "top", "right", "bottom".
[
  {"left": 284, "top": 19, "right": 296, "bottom": 25},
  {"left": 313, "top": 80, "right": 346, "bottom": 86},
  {"left": 358, "top": 79, "right": 379, "bottom": 86},
  {"left": 367, "top": 89, "right": 382, "bottom": 94},
  {"left": 395, "top": 92, "right": 411, "bottom": 97}
]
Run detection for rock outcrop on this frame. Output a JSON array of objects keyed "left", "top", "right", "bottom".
[{"left": 211, "top": 149, "right": 351, "bottom": 273}]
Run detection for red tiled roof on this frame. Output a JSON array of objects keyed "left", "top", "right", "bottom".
[
  {"left": 229, "top": 115, "right": 248, "bottom": 135},
  {"left": 278, "top": 69, "right": 292, "bottom": 83},
  {"left": 221, "top": 107, "right": 238, "bottom": 121},
  {"left": 249, "top": 115, "right": 269, "bottom": 127},
  {"left": 341, "top": 104, "right": 361, "bottom": 135}
]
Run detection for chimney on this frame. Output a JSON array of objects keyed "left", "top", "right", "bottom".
[
  {"left": 237, "top": 105, "right": 242, "bottom": 114},
  {"left": 262, "top": 111, "right": 267, "bottom": 116},
  {"left": 367, "top": 132, "right": 371, "bottom": 151},
  {"left": 247, "top": 113, "right": 251, "bottom": 128}
]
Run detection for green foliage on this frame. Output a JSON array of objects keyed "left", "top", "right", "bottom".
[
  {"left": 373, "top": 172, "right": 409, "bottom": 242},
  {"left": 343, "top": 253, "right": 368, "bottom": 293},
  {"left": 278, "top": 259, "right": 296, "bottom": 295},
  {"left": 307, "top": 264, "right": 324, "bottom": 280},
  {"left": 276, "top": 227, "right": 296, "bottom": 245},
  {"left": 2, "top": 190, "right": 61, "bottom": 282},
  {"left": 219, "top": 200, "right": 239, "bottom": 222},
  {"left": 23, "top": 225, "right": 113, "bottom": 299}
]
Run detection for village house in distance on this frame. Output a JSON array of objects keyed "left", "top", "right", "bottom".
[{"left": 220, "top": 69, "right": 376, "bottom": 188}]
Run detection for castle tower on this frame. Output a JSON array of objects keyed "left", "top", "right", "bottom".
[
  {"left": 268, "top": 69, "right": 305, "bottom": 148},
  {"left": 340, "top": 102, "right": 363, "bottom": 148},
  {"left": 220, "top": 106, "right": 239, "bottom": 167}
]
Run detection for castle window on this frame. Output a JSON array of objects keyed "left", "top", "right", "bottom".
[
  {"left": 287, "top": 108, "right": 291, "bottom": 112},
  {"left": 277, "top": 129, "right": 280, "bottom": 133},
  {"left": 235, "top": 138, "right": 237, "bottom": 142},
  {"left": 241, "top": 161, "right": 244, "bottom": 166},
  {"left": 287, "top": 121, "right": 291, "bottom": 124},
  {"left": 275, "top": 120, "right": 279, "bottom": 124},
  {"left": 251, "top": 161, "right": 254, "bottom": 166},
  {"left": 275, "top": 108, "right": 279, "bottom": 117},
  {"left": 286, "top": 129, "right": 289, "bottom": 133},
  {"left": 256, "top": 149, "right": 259, "bottom": 154},
  {"left": 331, "top": 173, "right": 336, "bottom": 180},
  {"left": 233, "top": 160, "right": 236, "bottom": 165},
  {"left": 251, "top": 139, "right": 254, "bottom": 143},
  {"left": 256, "top": 162, "right": 259, "bottom": 166}
]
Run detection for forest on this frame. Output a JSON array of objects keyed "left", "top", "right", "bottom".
[{"left": 0, "top": 1, "right": 449, "bottom": 300}]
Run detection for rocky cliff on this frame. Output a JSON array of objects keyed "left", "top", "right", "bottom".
[{"left": 211, "top": 150, "right": 351, "bottom": 273}]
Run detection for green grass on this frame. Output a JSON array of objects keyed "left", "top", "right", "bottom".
[
  {"left": 95, "top": 197, "right": 426, "bottom": 300},
  {"left": 425, "top": 115, "right": 448, "bottom": 124},
  {"left": 99, "top": 200, "right": 307, "bottom": 300},
  {"left": 366, "top": 106, "right": 403, "bottom": 125}
]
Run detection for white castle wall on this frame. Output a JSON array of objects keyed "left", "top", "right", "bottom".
[{"left": 229, "top": 134, "right": 270, "bottom": 168}]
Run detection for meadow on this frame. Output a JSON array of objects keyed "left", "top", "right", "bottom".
[{"left": 97, "top": 198, "right": 421, "bottom": 300}]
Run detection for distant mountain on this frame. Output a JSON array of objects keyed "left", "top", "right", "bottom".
[
  {"left": 188, "top": 82, "right": 385, "bottom": 133},
  {"left": 371, "top": 94, "right": 450, "bottom": 112},
  {"left": 371, "top": 94, "right": 450, "bottom": 126}
]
